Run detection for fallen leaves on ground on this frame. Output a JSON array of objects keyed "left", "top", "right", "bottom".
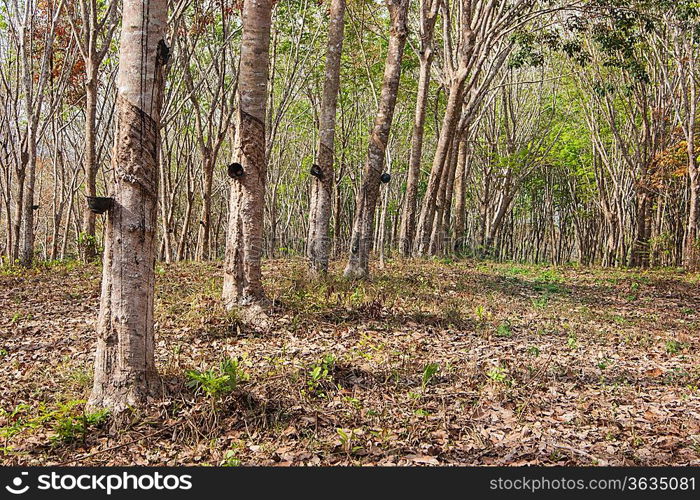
[{"left": 0, "top": 258, "right": 698, "bottom": 466}]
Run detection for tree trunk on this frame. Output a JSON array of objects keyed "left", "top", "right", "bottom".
[
  {"left": 19, "top": 128, "right": 37, "bottom": 266},
  {"left": 686, "top": 165, "right": 700, "bottom": 270},
  {"left": 429, "top": 135, "right": 456, "bottom": 255},
  {"left": 414, "top": 81, "right": 464, "bottom": 256},
  {"left": 434, "top": 135, "right": 460, "bottom": 255},
  {"left": 398, "top": 54, "right": 431, "bottom": 257},
  {"left": 682, "top": 41, "right": 699, "bottom": 270},
  {"left": 453, "top": 139, "right": 468, "bottom": 251},
  {"left": 485, "top": 191, "right": 514, "bottom": 254},
  {"left": 81, "top": 63, "right": 99, "bottom": 262},
  {"left": 223, "top": 0, "right": 272, "bottom": 307},
  {"left": 307, "top": 0, "right": 345, "bottom": 274},
  {"left": 88, "top": 0, "right": 168, "bottom": 411},
  {"left": 630, "top": 190, "right": 651, "bottom": 268},
  {"left": 196, "top": 156, "right": 214, "bottom": 261},
  {"left": 333, "top": 166, "right": 343, "bottom": 256},
  {"left": 12, "top": 162, "right": 25, "bottom": 262},
  {"left": 343, "top": 0, "right": 409, "bottom": 278},
  {"left": 398, "top": 0, "right": 438, "bottom": 256},
  {"left": 177, "top": 172, "right": 195, "bottom": 261}
]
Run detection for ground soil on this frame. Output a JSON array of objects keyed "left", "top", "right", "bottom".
[{"left": 1, "top": 258, "right": 698, "bottom": 465}]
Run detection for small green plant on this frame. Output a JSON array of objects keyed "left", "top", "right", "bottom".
[
  {"left": 305, "top": 354, "right": 336, "bottom": 397},
  {"left": 0, "top": 404, "right": 39, "bottom": 453},
  {"left": 487, "top": 365, "right": 509, "bottom": 384},
  {"left": 531, "top": 295, "right": 549, "bottom": 309},
  {"left": 0, "top": 348, "right": 8, "bottom": 358},
  {"left": 76, "top": 231, "right": 97, "bottom": 248},
  {"left": 220, "top": 449, "right": 242, "bottom": 467},
  {"left": 534, "top": 269, "right": 565, "bottom": 293},
  {"left": 504, "top": 264, "right": 528, "bottom": 276},
  {"left": 52, "top": 409, "right": 109, "bottom": 445},
  {"left": 610, "top": 314, "right": 627, "bottom": 325},
  {"left": 662, "top": 366, "right": 691, "bottom": 385},
  {"left": 567, "top": 333, "right": 579, "bottom": 350},
  {"left": 77, "top": 232, "right": 99, "bottom": 257},
  {"left": 474, "top": 305, "right": 488, "bottom": 321},
  {"left": 336, "top": 427, "right": 363, "bottom": 455},
  {"left": 597, "top": 358, "right": 610, "bottom": 370},
  {"left": 421, "top": 362, "right": 440, "bottom": 390},
  {"left": 526, "top": 345, "right": 540, "bottom": 357},
  {"left": 186, "top": 357, "right": 248, "bottom": 398},
  {"left": 278, "top": 246, "right": 298, "bottom": 256},
  {"left": 496, "top": 320, "right": 513, "bottom": 338},
  {"left": 343, "top": 396, "right": 361, "bottom": 410},
  {"left": 537, "top": 269, "right": 563, "bottom": 283},
  {"left": 665, "top": 340, "right": 685, "bottom": 355},
  {"left": 1, "top": 400, "right": 105, "bottom": 452}
]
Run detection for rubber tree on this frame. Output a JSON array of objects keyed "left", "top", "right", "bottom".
[
  {"left": 7, "top": 0, "right": 66, "bottom": 266},
  {"left": 306, "top": 0, "right": 346, "bottom": 274},
  {"left": 413, "top": 0, "right": 475, "bottom": 256},
  {"left": 413, "top": 0, "right": 533, "bottom": 257},
  {"left": 343, "top": 0, "right": 409, "bottom": 279},
  {"left": 223, "top": 0, "right": 273, "bottom": 309},
  {"left": 89, "top": 0, "right": 169, "bottom": 411},
  {"left": 68, "top": 0, "right": 119, "bottom": 262},
  {"left": 398, "top": 0, "right": 440, "bottom": 256},
  {"left": 178, "top": 9, "right": 238, "bottom": 263},
  {"left": 673, "top": 23, "right": 700, "bottom": 269}
]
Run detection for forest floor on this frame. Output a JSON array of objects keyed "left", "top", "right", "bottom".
[{"left": 1, "top": 257, "right": 699, "bottom": 466}]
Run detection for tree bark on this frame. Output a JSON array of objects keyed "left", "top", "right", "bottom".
[
  {"left": 343, "top": 0, "right": 409, "bottom": 278},
  {"left": 398, "top": 0, "right": 438, "bottom": 256},
  {"left": 414, "top": 81, "right": 463, "bottom": 256},
  {"left": 686, "top": 164, "right": 700, "bottom": 270},
  {"left": 196, "top": 155, "right": 214, "bottom": 261},
  {"left": 453, "top": 139, "right": 468, "bottom": 251},
  {"left": 18, "top": 125, "right": 37, "bottom": 266},
  {"left": 88, "top": 0, "right": 168, "bottom": 411},
  {"left": 429, "top": 134, "right": 457, "bottom": 255},
  {"left": 81, "top": 62, "right": 99, "bottom": 261},
  {"left": 682, "top": 38, "right": 699, "bottom": 270},
  {"left": 307, "top": 0, "right": 345, "bottom": 274},
  {"left": 438, "top": 134, "right": 460, "bottom": 253},
  {"left": 629, "top": 190, "right": 652, "bottom": 268},
  {"left": 223, "top": 0, "right": 272, "bottom": 307}
]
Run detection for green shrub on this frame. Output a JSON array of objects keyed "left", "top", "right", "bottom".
[
  {"left": 305, "top": 354, "right": 337, "bottom": 398},
  {"left": 52, "top": 409, "right": 109, "bottom": 444},
  {"left": 186, "top": 358, "right": 248, "bottom": 398}
]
